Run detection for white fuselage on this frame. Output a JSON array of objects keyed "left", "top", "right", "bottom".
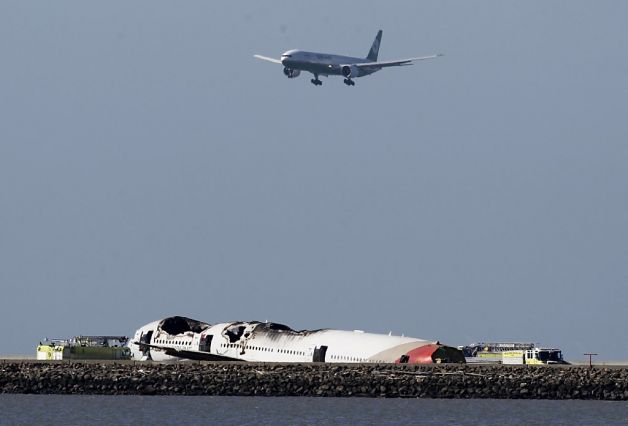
[
  {"left": 208, "top": 325, "right": 427, "bottom": 363},
  {"left": 129, "top": 318, "right": 447, "bottom": 364}
]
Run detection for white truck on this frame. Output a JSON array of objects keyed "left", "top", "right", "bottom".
[{"left": 502, "top": 347, "right": 566, "bottom": 365}]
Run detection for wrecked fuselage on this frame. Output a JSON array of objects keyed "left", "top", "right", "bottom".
[{"left": 130, "top": 316, "right": 465, "bottom": 364}]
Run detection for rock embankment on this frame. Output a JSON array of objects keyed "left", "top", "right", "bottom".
[{"left": 1, "top": 362, "right": 627, "bottom": 399}]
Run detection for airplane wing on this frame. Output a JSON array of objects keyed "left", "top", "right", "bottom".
[
  {"left": 132, "top": 341, "right": 242, "bottom": 362},
  {"left": 254, "top": 54, "right": 283, "bottom": 64},
  {"left": 354, "top": 54, "right": 443, "bottom": 70}
]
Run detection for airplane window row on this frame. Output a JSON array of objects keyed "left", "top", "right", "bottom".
[
  {"left": 221, "top": 343, "right": 274, "bottom": 352},
  {"left": 248, "top": 346, "right": 269, "bottom": 352},
  {"left": 219, "top": 343, "right": 305, "bottom": 356},
  {"left": 278, "top": 349, "right": 305, "bottom": 356},
  {"left": 249, "top": 346, "right": 272, "bottom": 352},
  {"left": 154, "top": 339, "right": 190, "bottom": 346},
  {"left": 330, "top": 354, "right": 376, "bottom": 363}
]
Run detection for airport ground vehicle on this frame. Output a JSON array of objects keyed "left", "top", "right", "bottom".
[
  {"left": 36, "top": 336, "right": 130, "bottom": 360},
  {"left": 460, "top": 342, "right": 567, "bottom": 364},
  {"left": 502, "top": 347, "right": 566, "bottom": 365}
]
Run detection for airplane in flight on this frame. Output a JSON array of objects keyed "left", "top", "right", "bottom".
[
  {"left": 129, "top": 316, "right": 465, "bottom": 364},
  {"left": 254, "top": 30, "right": 442, "bottom": 86}
]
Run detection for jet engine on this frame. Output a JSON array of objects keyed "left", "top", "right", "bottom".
[
  {"left": 341, "top": 65, "right": 360, "bottom": 79},
  {"left": 283, "top": 67, "right": 301, "bottom": 78}
]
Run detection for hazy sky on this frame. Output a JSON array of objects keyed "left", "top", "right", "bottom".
[{"left": 1, "top": 1, "right": 627, "bottom": 360}]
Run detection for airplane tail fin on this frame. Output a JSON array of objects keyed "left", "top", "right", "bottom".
[{"left": 366, "top": 30, "right": 383, "bottom": 62}]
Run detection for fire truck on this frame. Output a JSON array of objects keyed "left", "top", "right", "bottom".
[
  {"left": 460, "top": 342, "right": 567, "bottom": 364},
  {"left": 502, "top": 347, "right": 567, "bottom": 365}
]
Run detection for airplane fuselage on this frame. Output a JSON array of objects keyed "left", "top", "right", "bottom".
[
  {"left": 130, "top": 317, "right": 465, "bottom": 364},
  {"left": 280, "top": 50, "right": 378, "bottom": 78}
]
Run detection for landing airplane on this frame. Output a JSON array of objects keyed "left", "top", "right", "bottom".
[
  {"left": 129, "top": 316, "right": 465, "bottom": 364},
  {"left": 254, "top": 30, "right": 442, "bottom": 86}
]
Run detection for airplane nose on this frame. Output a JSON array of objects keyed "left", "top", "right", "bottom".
[{"left": 280, "top": 53, "right": 294, "bottom": 66}]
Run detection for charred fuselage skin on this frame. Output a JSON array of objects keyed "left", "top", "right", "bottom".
[{"left": 130, "top": 316, "right": 464, "bottom": 364}]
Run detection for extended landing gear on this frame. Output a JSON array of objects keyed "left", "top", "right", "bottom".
[
  {"left": 343, "top": 78, "right": 355, "bottom": 86},
  {"left": 311, "top": 74, "right": 323, "bottom": 86}
]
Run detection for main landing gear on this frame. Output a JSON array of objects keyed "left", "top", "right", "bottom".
[
  {"left": 343, "top": 78, "right": 355, "bottom": 86},
  {"left": 311, "top": 74, "right": 323, "bottom": 86}
]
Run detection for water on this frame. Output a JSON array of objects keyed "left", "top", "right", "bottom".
[{"left": 0, "top": 395, "right": 626, "bottom": 425}]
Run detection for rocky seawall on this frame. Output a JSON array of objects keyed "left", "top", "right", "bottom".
[{"left": 1, "top": 361, "right": 627, "bottom": 400}]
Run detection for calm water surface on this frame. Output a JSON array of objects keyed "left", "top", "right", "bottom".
[{"left": 0, "top": 395, "right": 627, "bottom": 425}]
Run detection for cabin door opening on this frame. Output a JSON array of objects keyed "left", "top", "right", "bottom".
[
  {"left": 199, "top": 334, "right": 213, "bottom": 352},
  {"left": 140, "top": 330, "right": 153, "bottom": 345},
  {"left": 139, "top": 330, "right": 153, "bottom": 359},
  {"left": 313, "top": 345, "right": 328, "bottom": 362}
]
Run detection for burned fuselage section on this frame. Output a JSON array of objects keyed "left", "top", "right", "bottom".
[
  {"left": 221, "top": 321, "right": 312, "bottom": 343},
  {"left": 130, "top": 316, "right": 213, "bottom": 361},
  {"left": 130, "top": 317, "right": 465, "bottom": 364},
  {"left": 159, "top": 316, "right": 210, "bottom": 335}
]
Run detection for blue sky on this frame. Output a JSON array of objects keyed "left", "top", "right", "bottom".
[{"left": 1, "top": 1, "right": 627, "bottom": 360}]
